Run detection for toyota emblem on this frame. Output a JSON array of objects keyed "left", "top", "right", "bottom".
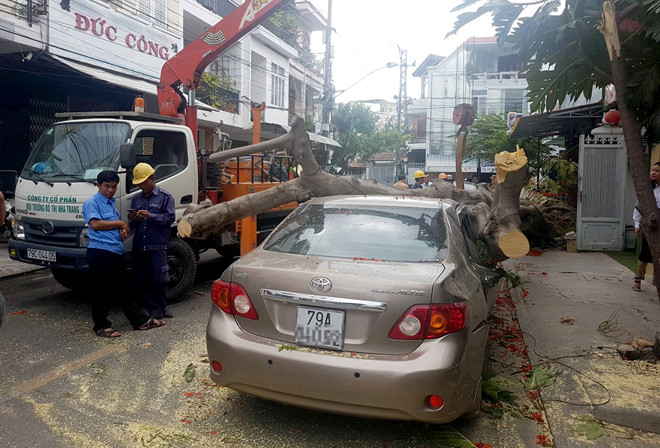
[
  {"left": 41, "top": 221, "right": 55, "bottom": 235},
  {"left": 310, "top": 277, "right": 332, "bottom": 293}
]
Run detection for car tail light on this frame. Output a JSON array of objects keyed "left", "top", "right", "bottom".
[
  {"left": 211, "top": 280, "right": 259, "bottom": 320},
  {"left": 389, "top": 302, "right": 467, "bottom": 340}
]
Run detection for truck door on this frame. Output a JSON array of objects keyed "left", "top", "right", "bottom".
[{"left": 121, "top": 128, "right": 195, "bottom": 219}]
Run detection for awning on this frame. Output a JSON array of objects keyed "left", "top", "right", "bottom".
[
  {"left": 280, "top": 124, "right": 342, "bottom": 147},
  {"left": 308, "top": 132, "right": 341, "bottom": 147},
  {"left": 510, "top": 102, "right": 604, "bottom": 138},
  {"left": 50, "top": 55, "right": 159, "bottom": 95}
]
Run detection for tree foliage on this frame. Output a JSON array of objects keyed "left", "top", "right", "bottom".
[
  {"left": 331, "top": 103, "right": 409, "bottom": 166},
  {"left": 465, "top": 115, "right": 552, "bottom": 173},
  {"left": 196, "top": 72, "right": 237, "bottom": 113},
  {"left": 263, "top": 11, "right": 302, "bottom": 49},
  {"left": 450, "top": 0, "right": 660, "bottom": 137}
]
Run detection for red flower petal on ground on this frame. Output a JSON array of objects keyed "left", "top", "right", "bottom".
[
  {"left": 210, "top": 430, "right": 217, "bottom": 435},
  {"left": 532, "top": 412, "right": 544, "bottom": 423},
  {"left": 522, "top": 290, "right": 529, "bottom": 297},
  {"left": 541, "top": 272, "right": 548, "bottom": 276},
  {"left": 535, "top": 434, "right": 553, "bottom": 446},
  {"left": 475, "top": 444, "right": 492, "bottom": 448},
  {"left": 184, "top": 392, "right": 194, "bottom": 397}
]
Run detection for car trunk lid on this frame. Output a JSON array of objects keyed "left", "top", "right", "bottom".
[{"left": 230, "top": 250, "right": 445, "bottom": 355}]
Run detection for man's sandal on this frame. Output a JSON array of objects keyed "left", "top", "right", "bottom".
[
  {"left": 95, "top": 328, "right": 121, "bottom": 338},
  {"left": 633, "top": 277, "right": 642, "bottom": 291},
  {"left": 138, "top": 318, "right": 166, "bottom": 331}
]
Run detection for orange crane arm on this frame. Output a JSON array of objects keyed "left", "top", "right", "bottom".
[{"left": 157, "top": 0, "right": 291, "bottom": 146}]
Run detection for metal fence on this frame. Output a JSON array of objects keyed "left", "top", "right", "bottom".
[{"left": 369, "top": 164, "right": 396, "bottom": 186}]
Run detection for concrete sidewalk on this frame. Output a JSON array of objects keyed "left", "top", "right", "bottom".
[
  {"left": 509, "top": 250, "right": 660, "bottom": 446},
  {"left": 0, "top": 242, "right": 46, "bottom": 280}
]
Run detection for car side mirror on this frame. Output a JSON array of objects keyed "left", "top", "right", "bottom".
[{"left": 120, "top": 143, "right": 136, "bottom": 168}]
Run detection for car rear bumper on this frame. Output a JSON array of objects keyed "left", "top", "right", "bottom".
[{"left": 206, "top": 306, "right": 486, "bottom": 423}]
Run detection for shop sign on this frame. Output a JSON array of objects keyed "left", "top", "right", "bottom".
[{"left": 49, "top": 0, "right": 182, "bottom": 80}]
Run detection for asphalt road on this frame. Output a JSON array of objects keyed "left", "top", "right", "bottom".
[{"left": 0, "top": 252, "right": 530, "bottom": 448}]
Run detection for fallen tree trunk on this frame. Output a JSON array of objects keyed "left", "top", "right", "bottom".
[{"left": 179, "top": 116, "right": 535, "bottom": 260}]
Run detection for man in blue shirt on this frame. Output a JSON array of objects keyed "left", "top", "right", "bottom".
[
  {"left": 130, "top": 163, "right": 176, "bottom": 320},
  {"left": 83, "top": 170, "right": 165, "bottom": 337}
]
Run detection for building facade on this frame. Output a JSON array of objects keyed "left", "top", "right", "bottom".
[
  {"left": 0, "top": 0, "right": 331, "bottom": 175},
  {"left": 411, "top": 37, "right": 529, "bottom": 179}
]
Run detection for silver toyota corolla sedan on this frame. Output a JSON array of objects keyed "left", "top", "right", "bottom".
[{"left": 206, "top": 195, "right": 503, "bottom": 423}]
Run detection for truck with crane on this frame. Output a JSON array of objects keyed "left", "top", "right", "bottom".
[{"left": 8, "top": 0, "right": 297, "bottom": 301}]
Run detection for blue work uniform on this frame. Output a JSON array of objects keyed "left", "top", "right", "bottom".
[
  {"left": 83, "top": 191, "right": 149, "bottom": 331},
  {"left": 130, "top": 186, "right": 176, "bottom": 319}
]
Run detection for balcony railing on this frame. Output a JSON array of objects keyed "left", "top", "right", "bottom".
[
  {"left": 12, "top": 0, "right": 47, "bottom": 26},
  {"left": 470, "top": 71, "right": 525, "bottom": 82}
]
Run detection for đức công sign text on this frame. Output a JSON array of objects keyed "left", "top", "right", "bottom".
[{"left": 48, "top": 0, "right": 183, "bottom": 81}]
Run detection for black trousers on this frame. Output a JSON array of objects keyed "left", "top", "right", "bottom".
[
  {"left": 133, "top": 250, "right": 169, "bottom": 319},
  {"left": 86, "top": 248, "right": 148, "bottom": 332}
]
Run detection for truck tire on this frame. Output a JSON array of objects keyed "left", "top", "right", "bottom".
[
  {"left": 215, "top": 244, "right": 240, "bottom": 261},
  {"left": 51, "top": 268, "right": 90, "bottom": 291},
  {"left": 166, "top": 238, "right": 197, "bottom": 303}
]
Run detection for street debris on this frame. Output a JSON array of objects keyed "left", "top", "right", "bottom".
[
  {"left": 574, "top": 415, "right": 611, "bottom": 440},
  {"left": 525, "top": 365, "right": 559, "bottom": 390},
  {"left": 559, "top": 317, "right": 575, "bottom": 325},
  {"left": 183, "top": 363, "right": 196, "bottom": 383},
  {"left": 597, "top": 311, "right": 622, "bottom": 334},
  {"left": 428, "top": 425, "right": 480, "bottom": 448}
]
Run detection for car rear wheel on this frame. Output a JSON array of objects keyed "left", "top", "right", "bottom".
[{"left": 166, "top": 238, "right": 197, "bottom": 303}]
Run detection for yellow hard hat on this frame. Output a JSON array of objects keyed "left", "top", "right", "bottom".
[
  {"left": 133, "top": 163, "right": 155, "bottom": 184},
  {"left": 414, "top": 170, "right": 426, "bottom": 179},
  {"left": 438, "top": 172, "right": 448, "bottom": 179}
]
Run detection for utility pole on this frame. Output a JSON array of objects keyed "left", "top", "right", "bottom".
[
  {"left": 397, "top": 47, "right": 408, "bottom": 131},
  {"left": 321, "top": 0, "right": 333, "bottom": 138}
]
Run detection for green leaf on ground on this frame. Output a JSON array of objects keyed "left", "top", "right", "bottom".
[
  {"left": 482, "top": 379, "right": 517, "bottom": 405},
  {"left": 526, "top": 365, "right": 559, "bottom": 390},
  {"left": 429, "top": 425, "right": 476, "bottom": 447},
  {"left": 278, "top": 345, "right": 298, "bottom": 352},
  {"left": 89, "top": 362, "right": 107, "bottom": 378},
  {"left": 575, "top": 416, "right": 610, "bottom": 440},
  {"left": 482, "top": 370, "right": 497, "bottom": 380},
  {"left": 183, "top": 363, "right": 196, "bottom": 383},
  {"left": 483, "top": 406, "right": 504, "bottom": 419}
]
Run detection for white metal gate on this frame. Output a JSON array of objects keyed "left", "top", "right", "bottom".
[
  {"left": 577, "top": 128, "right": 627, "bottom": 251},
  {"left": 370, "top": 163, "right": 396, "bottom": 186}
]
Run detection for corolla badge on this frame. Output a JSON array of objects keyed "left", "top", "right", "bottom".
[{"left": 310, "top": 277, "right": 332, "bottom": 293}]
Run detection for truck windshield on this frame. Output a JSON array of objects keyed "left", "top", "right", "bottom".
[{"left": 21, "top": 122, "right": 130, "bottom": 182}]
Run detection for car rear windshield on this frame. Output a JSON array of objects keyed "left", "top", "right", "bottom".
[{"left": 263, "top": 204, "right": 449, "bottom": 262}]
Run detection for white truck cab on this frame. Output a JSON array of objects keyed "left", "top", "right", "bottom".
[{"left": 9, "top": 112, "right": 201, "bottom": 300}]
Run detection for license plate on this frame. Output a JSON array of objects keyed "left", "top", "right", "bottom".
[
  {"left": 27, "top": 248, "right": 57, "bottom": 263},
  {"left": 295, "top": 306, "right": 345, "bottom": 350}
]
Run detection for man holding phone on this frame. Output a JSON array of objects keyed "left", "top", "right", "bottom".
[
  {"left": 130, "top": 163, "right": 176, "bottom": 320},
  {"left": 83, "top": 170, "right": 162, "bottom": 337}
]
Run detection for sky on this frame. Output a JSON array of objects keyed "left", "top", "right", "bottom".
[{"left": 307, "top": 0, "right": 495, "bottom": 104}]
